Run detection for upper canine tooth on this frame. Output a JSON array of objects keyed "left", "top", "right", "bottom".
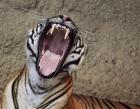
[
  {"left": 50, "top": 24, "right": 56, "bottom": 34},
  {"left": 56, "top": 24, "right": 59, "bottom": 29},
  {"left": 64, "top": 29, "right": 70, "bottom": 39},
  {"left": 58, "top": 24, "right": 61, "bottom": 27}
]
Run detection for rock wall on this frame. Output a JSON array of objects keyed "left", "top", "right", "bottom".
[{"left": 0, "top": 0, "right": 140, "bottom": 104}]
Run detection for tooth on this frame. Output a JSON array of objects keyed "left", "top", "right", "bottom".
[
  {"left": 50, "top": 24, "right": 56, "bottom": 34},
  {"left": 56, "top": 24, "right": 59, "bottom": 29},
  {"left": 64, "top": 29, "right": 70, "bottom": 39},
  {"left": 58, "top": 24, "right": 61, "bottom": 27}
]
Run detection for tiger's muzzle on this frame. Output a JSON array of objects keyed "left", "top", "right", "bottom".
[{"left": 37, "top": 16, "right": 78, "bottom": 78}]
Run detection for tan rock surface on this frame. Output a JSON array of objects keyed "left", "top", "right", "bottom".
[{"left": 0, "top": 0, "right": 140, "bottom": 104}]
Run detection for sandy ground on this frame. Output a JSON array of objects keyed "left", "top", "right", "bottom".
[{"left": 0, "top": 0, "right": 140, "bottom": 104}]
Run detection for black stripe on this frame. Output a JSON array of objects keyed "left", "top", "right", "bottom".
[
  {"left": 36, "top": 26, "right": 38, "bottom": 34},
  {"left": 135, "top": 105, "right": 140, "bottom": 108},
  {"left": 76, "top": 37, "right": 81, "bottom": 47},
  {"left": 31, "top": 58, "right": 36, "bottom": 64},
  {"left": 12, "top": 66, "right": 25, "bottom": 109},
  {"left": 37, "top": 24, "right": 43, "bottom": 34},
  {"left": 35, "top": 79, "right": 68, "bottom": 94},
  {"left": 78, "top": 96, "right": 87, "bottom": 109},
  {"left": 38, "top": 85, "right": 72, "bottom": 109},
  {"left": 91, "top": 103, "right": 96, "bottom": 109},
  {"left": 36, "top": 25, "right": 42, "bottom": 34},
  {"left": 89, "top": 96, "right": 96, "bottom": 109},
  {"left": 81, "top": 96, "right": 91, "bottom": 109},
  {"left": 70, "top": 50, "right": 81, "bottom": 54},
  {"left": 77, "top": 44, "right": 84, "bottom": 49},
  {"left": 27, "top": 41, "right": 36, "bottom": 58},
  {"left": 95, "top": 97, "right": 103, "bottom": 109},
  {"left": 24, "top": 71, "right": 29, "bottom": 95},
  {"left": 102, "top": 100, "right": 112, "bottom": 109},
  {"left": 106, "top": 99, "right": 117, "bottom": 109},
  {"left": 35, "top": 83, "right": 47, "bottom": 92},
  {"left": 28, "top": 74, "right": 37, "bottom": 94},
  {"left": 90, "top": 96, "right": 97, "bottom": 105},
  {"left": 63, "top": 57, "right": 81, "bottom": 68},
  {"left": 40, "top": 80, "right": 71, "bottom": 105},
  {"left": 70, "top": 48, "right": 82, "bottom": 54},
  {"left": 29, "top": 35, "right": 34, "bottom": 44},
  {"left": 120, "top": 102, "right": 132, "bottom": 109},
  {"left": 63, "top": 51, "right": 85, "bottom": 68},
  {"left": 32, "top": 28, "right": 34, "bottom": 35},
  {"left": 43, "top": 86, "right": 72, "bottom": 109},
  {"left": 29, "top": 29, "right": 34, "bottom": 44},
  {"left": 37, "top": 80, "right": 72, "bottom": 108}
]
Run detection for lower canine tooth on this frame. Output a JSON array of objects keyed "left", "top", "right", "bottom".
[{"left": 64, "top": 29, "right": 70, "bottom": 39}]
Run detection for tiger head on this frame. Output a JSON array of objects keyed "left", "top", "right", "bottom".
[{"left": 26, "top": 15, "right": 87, "bottom": 79}]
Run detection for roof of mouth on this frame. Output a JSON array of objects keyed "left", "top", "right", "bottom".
[{"left": 47, "top": 24, "right": 70, "bottom": 40}]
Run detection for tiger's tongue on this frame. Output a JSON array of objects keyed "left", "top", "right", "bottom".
[{"left": 39, "top": 50, "right": 61, "bottom": 76}]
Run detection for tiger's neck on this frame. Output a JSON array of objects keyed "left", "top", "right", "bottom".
[{"left": 21, "top": 65, "right": 73, "bottom": 108}]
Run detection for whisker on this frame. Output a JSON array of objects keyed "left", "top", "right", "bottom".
[
  {"left": 27, "top": 17, "right": 45, "bottom": 21},
  {"left": 26, "top": 12, "right": 46, "bottom": 21}
]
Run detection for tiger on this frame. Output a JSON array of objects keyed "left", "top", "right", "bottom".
[{"left": 1, "top": 15, "right": 140, "bottom": 109}]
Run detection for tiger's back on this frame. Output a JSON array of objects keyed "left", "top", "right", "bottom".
[{"left": 66, "top": 94, "right": 140, "bottom": 109}]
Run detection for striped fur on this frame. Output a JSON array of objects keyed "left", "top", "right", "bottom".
[
  {"left": 66, "top": 94, "right": 140, "bottom": 109},
  {"left": 1, "top": 15, "right": 140, "bottom": 109}
]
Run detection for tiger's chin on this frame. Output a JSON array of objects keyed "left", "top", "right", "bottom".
[{"left": 37, "top": 23, "right": 72, "bottom": 78}]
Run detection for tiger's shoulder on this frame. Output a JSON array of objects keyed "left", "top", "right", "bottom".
[
  {"left": 2, "top": 75, "right": 15, "bottom": 109},
  {"left": 1, "top": 65, "right": 26, "bottom": 109}
]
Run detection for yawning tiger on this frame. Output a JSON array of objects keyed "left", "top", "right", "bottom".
[{"left": 1, "top": 15, "right": 140, "bottom": 109}]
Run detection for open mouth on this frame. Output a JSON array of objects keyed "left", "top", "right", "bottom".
[{"left": 38, "top": 24, "right": 71, "bottom": 78}]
